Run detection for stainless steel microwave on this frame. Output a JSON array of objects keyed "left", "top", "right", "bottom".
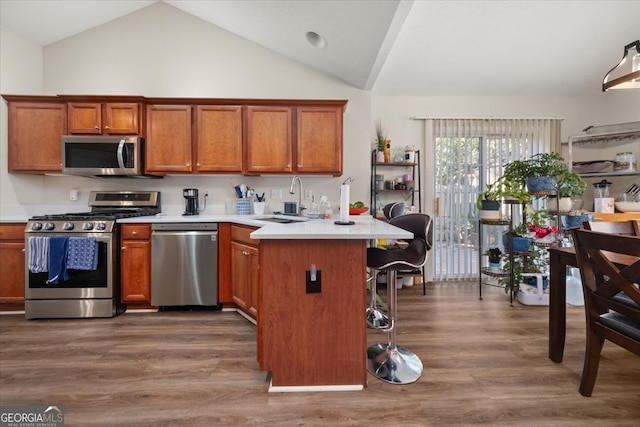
[{"left": 62, "top": 135, "right": 160, "bottom": 178}]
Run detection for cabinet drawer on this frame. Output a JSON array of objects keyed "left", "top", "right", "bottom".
[
  {"left": 121, "top": 224, "right": 151, "bottom": 240},
  {"left": 0, "top": 224, "right": 26, "bottom": 241},
  {"left": 231, "top": 225, "right": 259, "bottom": 246}
]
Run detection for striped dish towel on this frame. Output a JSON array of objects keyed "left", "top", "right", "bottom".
[{"left": 28, "top": 236, "right": 49, "bottom": 273}]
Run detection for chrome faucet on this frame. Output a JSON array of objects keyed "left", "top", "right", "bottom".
[{"left": 289, "top": 175, "right": 306, "bottom": 216}]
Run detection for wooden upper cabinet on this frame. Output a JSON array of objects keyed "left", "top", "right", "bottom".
[
  {"left": 296, "top": 106, "right": 343, "bottom": 175},
  {"left": 244, "top": 105, "right": 293, "bottom": 174},
  {"left": 68, "top": 102, "right": 141, "bottom": 135},
  {"left": 5, "top": 97, "right": 67, "bottom": 173},
  {"left": 145, "top": 104, "right": 193, "bottom": 173},
  {"left": 196, "top": 105, "right": 243, "bottom": 173}
]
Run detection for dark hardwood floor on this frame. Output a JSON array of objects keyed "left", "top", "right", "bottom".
[{"left": 1, "top": 283, "right": 639, "bottom": 426}]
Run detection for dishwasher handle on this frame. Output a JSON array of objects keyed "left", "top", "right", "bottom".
[
  {"left": 152, "top": 223, "right": 218, "bottom": 232},
  {"left": 152, "top": 230, "right": 217, "bottom": 241}
]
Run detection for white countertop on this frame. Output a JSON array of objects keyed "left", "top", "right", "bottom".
[{"left": 120, "top": 214, "right": 412, "bottom": 240}]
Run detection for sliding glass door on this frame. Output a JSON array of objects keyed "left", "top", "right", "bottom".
[{"left": 430, "top": 119, "right": 561, "bottom": 280}]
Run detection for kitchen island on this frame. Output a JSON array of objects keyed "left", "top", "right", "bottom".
[
  {"left": 250, "top": 216, "right": 412, "bottom": 391},
  {"left": 66, "top": 214, "right": 413, "bottom": 391}
]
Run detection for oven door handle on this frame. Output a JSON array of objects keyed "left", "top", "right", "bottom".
[{"left": 117, "top": 139, "right": 126, "bottom": 169}]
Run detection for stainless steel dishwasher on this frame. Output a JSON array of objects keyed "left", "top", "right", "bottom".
[{"left": 151, "top": 223, "right": 220, "bottom": 308}]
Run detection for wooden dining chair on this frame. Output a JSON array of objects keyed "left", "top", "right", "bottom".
[
  {"left": 583, "top": 220, "right": 638, "bottom": 236},
  {"left": 570, "top": 228, "right": 640, "bottom": 397}
]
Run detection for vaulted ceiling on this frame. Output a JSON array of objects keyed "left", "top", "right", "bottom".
[{"left": 1, "top": 0, "right": 638, "bottom": 96}]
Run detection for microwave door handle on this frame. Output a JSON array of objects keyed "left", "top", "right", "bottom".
[{"left": 117, "top": 139, "right": 126, "bottom": 169}]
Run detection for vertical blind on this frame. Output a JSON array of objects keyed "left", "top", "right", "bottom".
[{"left": 425, "top": 118, "right": 562, "bottom": 281}]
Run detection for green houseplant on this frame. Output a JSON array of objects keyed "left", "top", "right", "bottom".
[
  {"left": 374, "top": 119, "right": 386, "bottom": 152},
  {"left": 499, "top": 207, "right": 554, "bottom": 296},
  {"left": 501, "top": 152, "right": 569, "bottom": 194}
]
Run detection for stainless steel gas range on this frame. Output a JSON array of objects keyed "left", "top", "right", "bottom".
[{"left": 24, "top": 191, "right": 161, "bottom": 319}]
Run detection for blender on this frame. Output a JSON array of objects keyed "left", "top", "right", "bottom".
[{"left": 592, "top": 180, "right": 613, "bottom": 213}]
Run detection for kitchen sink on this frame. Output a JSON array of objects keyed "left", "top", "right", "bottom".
[{"left": 257, "top": 215, "right": 309, "bottom": 224}]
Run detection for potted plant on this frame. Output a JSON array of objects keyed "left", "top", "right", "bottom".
[
  {"left": 547, "top": 168, "right": 587, "bottom": 212},
  {"left": 486, "top": 247, "right": 502, "bottom": 271},
  {"left": 499, "top": 208, "right": 555, "bottom": 296},
  {"left": 476, "top": 179, "right": 531, "bottom": 221},
  {"left": 501, "top": 152, "right": 569, "bottom": 195},
  {"left": 374, "top": 120, "right": 387, "bottom": 163},
  {"left": 477, "top": 183, "right": 502, "bottom": 221}
]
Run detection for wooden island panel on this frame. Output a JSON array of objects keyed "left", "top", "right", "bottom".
[{"left": 259, "top": 239, "right": 367, "bottom": 388}]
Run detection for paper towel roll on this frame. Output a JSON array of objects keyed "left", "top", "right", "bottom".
[{"left": 340, "top": 184, "right": 350, "bottom": 223}]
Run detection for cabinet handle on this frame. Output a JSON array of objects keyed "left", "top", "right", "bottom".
[
  {"left": 94, "top": 125, "right": 99, "bottom": 130},
  {"left": 297, "top": 164, "right": 301, "bottom": 168},
  {"left": 104, "top": 125, "right": 110, "bottom": 131},
  {"left": 186, "top": 163, "right": 190, "bottom": 167},
  {"left": 287, "top": 164, "right": 291, "bottom": 168},
  {"left": 121, "top": 247, "right": 126, "bottom": 251},
  {"left": 131, "top": 231, "right": 137, "bottom": 235},
  {"left": 22, "top": 248, "right": 26, "bottom": 253},
  {"left": 196, "top": 163, "right": 201, "bottom": 167},
  {"left": 242, "top": 251, "right": 249, "bottom": 256}
]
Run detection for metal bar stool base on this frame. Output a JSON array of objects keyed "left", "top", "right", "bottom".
[
  {"left": 367, "top": 343, "right": 423, "bottom": 384},
  {"left": 366, "top": 307, "right": 389, "bottom": 329}
]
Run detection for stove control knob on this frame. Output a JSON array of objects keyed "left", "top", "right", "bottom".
[
  {"left": 44, "top": 222, "right": 55, "bottom": 231},
  {"left": 63, "top": 222, "right": 75, "bottom": 230},
  {"left": 95, "top": 222, "right": 106, "bottom": 231},
  {"left": 31, "top": 222, "right": 43, "bottom": 231},
  {"left": 82, "top": 222, "right": 94, "bottom": 231}
]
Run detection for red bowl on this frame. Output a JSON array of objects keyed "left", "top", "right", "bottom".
[{"left": 349, "top": 207, "right": 369, "bottom": 215}]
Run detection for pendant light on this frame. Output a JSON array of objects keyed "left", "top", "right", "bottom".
[{"left": 602, "top": 40, "right": 640, "bottom": 91}]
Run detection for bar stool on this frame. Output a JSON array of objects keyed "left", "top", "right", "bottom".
[
  {"left": 366, "top": 202, "right": 406, "bottom": 329},
  {"left": 366, "top": 213, "right": 432, "bottom": 384}
]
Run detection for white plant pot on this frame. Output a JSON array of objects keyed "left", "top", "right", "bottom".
[
  {"left": 546, "top": 197, "right": 573, "bottom": 212},
  {"left": 480, "top": 210, "right": 501, "bottom": 221}
]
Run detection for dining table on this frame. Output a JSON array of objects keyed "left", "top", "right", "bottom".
[{"left": 548, "top": 246, "right": 579, "bottom": 363}]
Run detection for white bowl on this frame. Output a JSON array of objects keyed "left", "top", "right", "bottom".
[{"left": 614, "top": 201, "right": 640, "bottom": 213}]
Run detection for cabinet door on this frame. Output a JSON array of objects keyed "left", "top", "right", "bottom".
[
  {"left": 231, "top": 241, "right": 251, "bottom": 311},
  {"left": 7, "top": 101, "right": 66, "bottom": 173},
  {"left": 0, "top": 224, "right": 25, "bottom": 308},
  {"left": 67, "top": 102, "right": 102, "bottom": 134},
  {"left": 103, "top": 103, "right": 140, "bottom": 135},
  {"left": 247, "top": 246, "right": 259, "bottom": 318},
  {"left": 296, "top": 106, "right": 343, "bottom": 175},
  {"left": 120, "top": 239, "right": 151, "bottom": 304},
  {"left": 196, "top": 105, "right": 243, "bottom": 173},
  {"left": 145, "top": 105, "right": 193, "bottom": 173},
  {"left": 245, "top": 106, "right": 292, "bottom": 174}
]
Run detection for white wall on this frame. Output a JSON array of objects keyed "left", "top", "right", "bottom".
[
  {"left": 2, "top": 2, "right": 372, "bottom": 216},
  {"left": 372, "top": 92, "right": 640, "bottom": 213},
  {"left": 0, "top": 25, "right": 47, "bottom": 217},
  {"left": 2, "top": 2, "right": 638, "bottom": 218}
]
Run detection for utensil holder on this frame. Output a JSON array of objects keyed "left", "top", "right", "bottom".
[
  {"left": 236, "top": 198, "right": 250, "bottom": 215},
  {"left": 253, "top": 202, "right": 265, "bottom": 215}
]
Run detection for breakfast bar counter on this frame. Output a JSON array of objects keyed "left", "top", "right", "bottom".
[{"left": 251, "top": 216, "right": 412, "bottom": 391}]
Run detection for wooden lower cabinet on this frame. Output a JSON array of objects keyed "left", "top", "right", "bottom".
[
  {"left": 0, "top": 224, "right": 26, "bottom": 310},
  {"left": 231, "top": 241, "right": 259, "bottom": 317},
  {"left": 227, "top": 224, "right": 260, "bottom": 319},
  {"left": 120, "top": 224, "right": 152, "bottom": 305}
]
